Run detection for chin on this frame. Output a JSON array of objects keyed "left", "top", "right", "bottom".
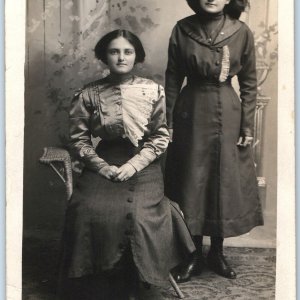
[
  {"left": 202, "top": 4, "right": 220, "bottom": 12},
  {"left": 120, "top": 69, "right": 130, "bottom": 73},
  {"left": 115, "top": 67, "right": 132, "bottom": 74},
  {"left": 204, "top": 8, "right": 219, "bottom": 13},
  {"left": 114, "top": 70, "right": 131, "bottom": 75}
]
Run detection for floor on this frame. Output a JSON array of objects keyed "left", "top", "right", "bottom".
[
  {"left": 160, "top": 247, "right": 276, "bottom": 300},
  {"left": 22, "top": 233, "right": 276, "bottom": 300}
]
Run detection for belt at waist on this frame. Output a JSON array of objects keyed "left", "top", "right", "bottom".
[
  {"left": 187, "top": 77, "right": 232, "bottom": 86},
  {"left": 95, "top": 138, "right": 142, "bottom": 165}
]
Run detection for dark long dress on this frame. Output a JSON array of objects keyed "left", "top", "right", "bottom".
[
  {"left": 165, "top": 15, "right": 264, "bottom": 238},
  {"left": 63, "top": 76, "right": 195, "bottom": 290}
]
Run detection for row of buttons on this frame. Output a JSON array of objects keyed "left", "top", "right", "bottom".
[{"left": 119, "top": 181, "right": 136, "bottom": 249}]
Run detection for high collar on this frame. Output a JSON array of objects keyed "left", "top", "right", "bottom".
[
  {"left": 178, "top": 14, "right": 243, "bottom": 47},
  {"left": 107, "top": 73, "right": 135, "bottom": 85}
]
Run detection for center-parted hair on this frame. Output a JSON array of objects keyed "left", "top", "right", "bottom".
[
  {"left": 94, "top": 29, "right": 146, "bottom": 65},
  {"left": 186, "top": 0, "right": 250, "bottom": 19}
]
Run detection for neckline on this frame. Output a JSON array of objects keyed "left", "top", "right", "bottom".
[
  {"left": 178, "top": 14, "right": 243, "bottom": 47},
  {"left": 202, "top": 15, "right": 226, "bottom": 45},
  {"left": 107, "top": 73, "right": 135, "bottom": 85},
  {"left": 198, "top": 10, "right": 225, "bottom": 21}
]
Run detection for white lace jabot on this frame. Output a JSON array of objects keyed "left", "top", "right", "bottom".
[{"left": 120, "top": 84, "right": 158, "bottom": 147}]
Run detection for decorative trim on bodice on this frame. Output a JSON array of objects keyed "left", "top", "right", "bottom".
[
  {"left": 219, "top": 45, "right": 230, "bottom": 82},
  {"left": 89, "top": 76, "right": 160, "bottom": 147},
  {"left": 120, "top": 84, "right": 158, "bottom": 147}
]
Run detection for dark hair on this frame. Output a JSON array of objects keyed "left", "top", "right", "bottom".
[
  {"left": 186, "top": 0, "right": 250, "bottom": 19},
  {"left": 94, "top": 29, "right": 146, "bottom": 64}
]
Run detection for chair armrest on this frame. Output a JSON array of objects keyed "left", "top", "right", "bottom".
[{"left": 39, "top": 147, "right": 73, "bottom": 200}]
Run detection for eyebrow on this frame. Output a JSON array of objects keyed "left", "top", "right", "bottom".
[{"left": 107, "top": 48, "right": 135, "bottom": 50}]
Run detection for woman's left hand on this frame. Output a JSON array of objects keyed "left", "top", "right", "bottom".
[
  {"left": 114, "top": 163, "right": 136, "bottom": 182},
  {"left": 237, "top": 136, "right": 253, "bottom": 147}
]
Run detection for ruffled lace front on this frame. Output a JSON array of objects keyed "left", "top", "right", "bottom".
[{"left": 120, "top": 84, "right": 158, "bottom": 147}]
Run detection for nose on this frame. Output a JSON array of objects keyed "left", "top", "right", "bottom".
[{"left": 118, "top": 52, "right": 125, "bottom": 61}]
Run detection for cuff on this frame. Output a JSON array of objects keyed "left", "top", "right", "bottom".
[
  {"left": 84, "top": 156, "right": 109, "bottom": 173},
  {"left": 127, "top": 149, "right": 157, "bottom": 172},
  {"left": 240, "top": 127, "right": 253, "bottom": 137}
]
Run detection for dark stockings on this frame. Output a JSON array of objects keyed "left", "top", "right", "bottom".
[
  {"left": 207, "top": 236, "right": 237, "bottom": 279},
  {"left": 193, "top": 235, "right": 203, "bottom": 253},
  {"left": 210, "top": 236, "right": 224, "bottom": 253}
]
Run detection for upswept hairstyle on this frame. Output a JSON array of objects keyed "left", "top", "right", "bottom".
[
  {"left": 94, "top": 29, "right": 146, "bottom": 65},
  {"left": 186, "top": 0, "right": 250, "bottom": 19}
]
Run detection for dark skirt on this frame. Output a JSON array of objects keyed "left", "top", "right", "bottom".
[
  {"left": 165, "top": 82, "right": 264, "bottom": 237},
  {"left": 61, "top": 139, "right": 195, "bottom": 288}
]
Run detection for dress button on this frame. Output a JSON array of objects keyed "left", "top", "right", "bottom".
[
  {"left": 126, "top": 213, "right": 133, "bottom": 219},
  {"left": 127, "top": 197, "right": 133, "bottom": 203},
  {"left": 216, "top": 48, "right": 221, "bottom": 53},
  {"left": 129, "top": 186, "right": 135, "bottom": 192},
  {"left": 215, "top": 61, "right": 220, "bottom": 66}
]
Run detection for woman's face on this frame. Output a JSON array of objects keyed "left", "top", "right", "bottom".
[
  {"left": 198, "top": 0, "right": 230, "bottom": 14},
  {"left": 106, "top": 36, "right": 136, "bottom": 75}
]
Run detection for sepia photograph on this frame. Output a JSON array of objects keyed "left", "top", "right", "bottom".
[{"left": 6, "top": 0, "right": 295, "bottom": 299}]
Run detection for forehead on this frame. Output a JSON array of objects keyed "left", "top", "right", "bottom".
[{"left": 107, "top": 36, "right": 134, "bottom": 49}]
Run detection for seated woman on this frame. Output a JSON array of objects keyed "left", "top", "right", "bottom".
[{"left": 60, "top": 29, "right": 195, "bottom": 300}]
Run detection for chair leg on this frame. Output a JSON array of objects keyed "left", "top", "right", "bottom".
[{"left": 169, "top": 273, "right": 185, "bottom": 299}]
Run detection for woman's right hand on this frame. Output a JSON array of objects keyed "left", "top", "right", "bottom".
[
  {"left": 237, "top": 136, "right": 253, "bottom": 147},
  {"left": 98, "top": 165, "right": 119, "bottom": 180}
]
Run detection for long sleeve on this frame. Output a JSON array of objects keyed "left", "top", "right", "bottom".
[
  {"left": 237, "top": 26, "right": 257, "bottom": 137},
  {"left": 68, "top": 90, "right": 109, "bottom": 172},
  {"left": 127, "top": 85, "right": 170, "bottom": 172},
  {"left": 165, "top": 25, "right": 185, "bottom": 128}
]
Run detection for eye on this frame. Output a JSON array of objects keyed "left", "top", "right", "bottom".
[
  {"left": 108, "top": 49, "right": 118, "bottom": 55},
  {"left": 125, "top": 49, "right": 135, "bottom": 55}
]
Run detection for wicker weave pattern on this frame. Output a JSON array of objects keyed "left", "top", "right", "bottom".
[{"left": 39, "top": 147, "right": 73, "bottom": 200}]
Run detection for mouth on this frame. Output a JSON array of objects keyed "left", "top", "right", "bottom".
[
  {"left": 117, "top": 63, "right": 127, "bottom": 66},
  {"left": 205, "top": 3, "right": 216, "bottom": 6}
]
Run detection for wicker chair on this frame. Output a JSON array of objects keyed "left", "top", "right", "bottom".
[{"left": 40, "top": 146, "right": 184, "bottom": 299}]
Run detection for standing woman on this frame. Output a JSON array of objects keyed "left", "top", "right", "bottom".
[
  {"left": 165, "top": 0, "right": 263, "bottom": 282},
  {"left": 62, "top": 29, "right": 195, "bottom": 299}
]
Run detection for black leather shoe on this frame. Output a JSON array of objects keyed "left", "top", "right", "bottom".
[
  {"left": 172, "top": 251, "right": 204, "bottom": 283},
  {"left": 206, "top": 251, "right": 237, "bottom": 279}
]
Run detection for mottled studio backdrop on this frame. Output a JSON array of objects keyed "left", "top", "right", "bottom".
[{"left": 24, "top": 0, "right": 277, "bottom": 247}]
